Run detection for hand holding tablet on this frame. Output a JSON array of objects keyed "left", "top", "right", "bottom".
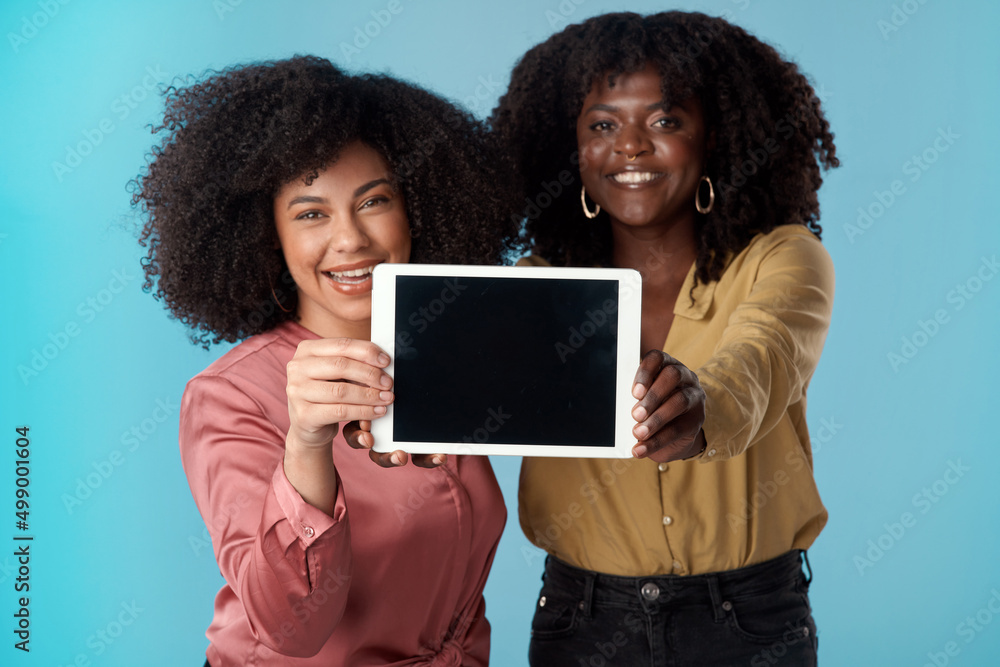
[{"left": 370, "top": 264, "right": 642, "bottom": 458}]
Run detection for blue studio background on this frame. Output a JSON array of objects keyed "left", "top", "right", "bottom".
[{"left": 2, "top": 0, "right": 998, "bottom": 665}]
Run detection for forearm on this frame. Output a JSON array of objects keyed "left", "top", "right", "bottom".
[
  {"left": 696, "top": 232, "right": 833, "bottom": 460},
  {"left": 181, "top": 376, "right": 351, "bottom": 656},
  {"left": 283, "top": 438, "right": 338, "bottom": 517}
]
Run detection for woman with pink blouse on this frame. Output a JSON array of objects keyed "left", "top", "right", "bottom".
[{"left": 132, "top": 56, "right": 519, "bottom": 666}]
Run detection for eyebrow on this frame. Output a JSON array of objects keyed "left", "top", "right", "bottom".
[
  {"left": 354, "top": 178, "right": 391, "bottom": 197},
  {"left": 286, "top": 195, "right": 326, "bottom": 209},
  {"left": 582, "top": 102, "right": 671, "bottom": 114},
  {"left": 285, "top": 178, "right": 392, "bottom": 210}
]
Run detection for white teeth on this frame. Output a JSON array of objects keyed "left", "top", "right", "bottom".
[
  {"left": 611, "top": 172, "right": 661, "bottom": 184},
  {"left": 324, "top": 265, "right": 376, "bottom": 283},
  {"left": 326, "top": 265, "right": 375, "bottom": 278}
]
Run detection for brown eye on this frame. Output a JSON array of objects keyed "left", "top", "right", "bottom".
[{"left": 360, "top": 195, "right": 389, "bottom": 210}]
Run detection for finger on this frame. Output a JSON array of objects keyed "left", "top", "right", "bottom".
[
  {"left": 631, "top": 362, "right": 685, "bottom": 422},
  {"left": 295, "top": 337, "right": 391, "bottom": 368},
  {"left": 411, "top": 454, "right": 447, "bottom": 468},
  {"left": 639, "top": 419, "right": 704, "bottom": 463},
  {"left": 632, "top": 385, "right": 703, "bottom": 442},
  {"left": 632, "top": 410, "right": 702, "bottom": 462},
  {"left": 369, "top": 448, "right": 408, "bottom": 468},
  {"left": 290, "top": 378, "right": 394, "bottom": 407},
  {"left": 631, "top": 350, "right": 666, "bottom": 399},
  {"left": 288, "top": 354, "right": 393, "bottom": 390},
  {"left": 343, "top": 421, "right": 372, "bottom": 450},
  {"left": 291, "top": 402, "right": 387, "bottom": 429}
]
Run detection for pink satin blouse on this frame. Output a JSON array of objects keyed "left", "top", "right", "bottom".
[{"left": 179, "top": 321, "right": 506, "bottom": 666}]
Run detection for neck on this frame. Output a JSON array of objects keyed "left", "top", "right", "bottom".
[
  {"left": 610, "top": 215, "right": 698, "bottom": 290},
  {"left": 297, "top": 313, "right": 372, "bottom": 341}
]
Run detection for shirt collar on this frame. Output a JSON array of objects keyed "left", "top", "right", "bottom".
[{"left": 673, "top": 260, "right": 717, "bottom": 320}]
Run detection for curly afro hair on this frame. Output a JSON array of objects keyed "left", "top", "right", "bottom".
[
  {"left": 489, "top": 11, "right": 839, "bottom": 284},
  {"left": 132, "top": 55, "right": 519, "bottom": 348}
]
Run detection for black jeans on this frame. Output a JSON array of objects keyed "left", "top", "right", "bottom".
[{"left": 529, "top": 551, "right": 817, "bottom": 667}]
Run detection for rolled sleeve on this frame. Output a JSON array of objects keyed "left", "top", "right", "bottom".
[{"left": 181, "top": 375, "right": 353, "bottom": 658}]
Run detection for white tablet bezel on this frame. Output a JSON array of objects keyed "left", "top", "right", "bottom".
[{"left": 370, "top": 263, "right": 641, "bottom": 458}]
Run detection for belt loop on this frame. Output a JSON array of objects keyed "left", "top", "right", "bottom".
[
  {"left": 580, "top": 571, "right": 595, "bottom": 619},
  {"left": 706, "top": 575, "right": 725, "bottom": 622},
  {"left": 801, "top": 550, "right": 813, "bottom": 586}
]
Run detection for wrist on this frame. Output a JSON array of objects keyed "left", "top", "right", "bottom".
[
  {"left": 285, "top": 427, "right": 338, "bottom": 455},
  {"left": 684, "top": 429, "right": 707, "bottom": 460},
  {"left": 283, "top": 440, "right": 338, "bottom": 516}
]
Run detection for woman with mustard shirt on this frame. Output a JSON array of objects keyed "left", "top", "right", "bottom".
[{"left": 491, "top": 11, "right": 839, "bottom": 666}]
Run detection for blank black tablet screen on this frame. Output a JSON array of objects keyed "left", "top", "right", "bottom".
[{"left": 392, "top": 276, "right": 618, "bottom": 447}]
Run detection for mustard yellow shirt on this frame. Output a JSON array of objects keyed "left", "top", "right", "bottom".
[{"left": 518, "top": 224, "right": 833, "bottom": 576}]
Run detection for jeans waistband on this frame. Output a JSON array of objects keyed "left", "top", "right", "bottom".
[{"left": 543, "top": 551, "right": 808, "bottom": 618}]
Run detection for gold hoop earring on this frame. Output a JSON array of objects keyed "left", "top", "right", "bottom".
[
  {"left": 581, "top": 186, "right": 601, "bottom": 219},
  {"left": 695, "top": 175, "right": 715, "bottom": 214},
  {"left": 271, "top": 283, "right": 293, "bottom": 313}
]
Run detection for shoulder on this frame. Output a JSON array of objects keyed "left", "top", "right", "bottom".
[
  {"left": 749, "top": 224, "right": 830, "bottom": 262},
  {"left": 180, "top": 323, "right": 312, "bottom": 448},
  {"left": 186, "top": 321, "right": 312, "bottom": 400},
  {"left": 729, "top": 224, "right": 833, "bottom": 284},
  {"left": 743, "top": 224, "right": 826, "bottom": 255}
]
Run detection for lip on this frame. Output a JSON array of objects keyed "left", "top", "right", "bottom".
[{"left": 321, "top": 259, "right": 383, "bottom": 274}]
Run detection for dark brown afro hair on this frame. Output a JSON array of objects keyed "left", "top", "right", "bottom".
[
  {"left": 489, "top": 11, "right": 839, "bottom": 284},
  {"left": 131, "top": 55, "right": 519, "bottom": 348}
]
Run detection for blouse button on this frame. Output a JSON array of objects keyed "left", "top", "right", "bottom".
[
  {"left": 658, "top": 462, "right": 668, "bottom": 472},
  {"left": 706, "top": 448, "right": 717, "bottom": 457},
  {"left": 302, "top": 526, "right": 315, "bottom": 538},
  {"left": 662, "top": 515, "right": 673, "bottom": 526},
  {"left": 538, "top": 596, "right": 546, "bottom": 607}
]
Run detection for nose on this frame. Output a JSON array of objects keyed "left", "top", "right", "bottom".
[
  {"left": 615, "top": 123, "right": 652, "bottom": 158},
  {"left": 328, "top": 212, "right": 370, "bottom": 253}
]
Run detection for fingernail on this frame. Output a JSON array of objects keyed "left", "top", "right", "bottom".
[
  {"left": 634, "top": 424, "right": 649, "bottom": 440},
  {"left": 379, "top": 391, "right": 394, "bottom": 402},
  {"left": 632, "top": 444, "right": 647, "bottom": 458},
  {"left": 432, "top": 455, "right": 445, "bottom": 466},
  {"left": 632, "top": 406, "right": 648, "bottom": 421},
  {"left": 391, "top": 452, "right": 403, "bottom": 465},
  {"left": 378, "top": 353, "right": 390, "bottom": 365},
  {"left": 632, "top": 383, "right": 646, "bottom": 399},
  {"left": 374, "top": 405, "right": 386, "bottom": 415},
  {"left": 380, "top": 374, "right": 392, "bottom": 388}
]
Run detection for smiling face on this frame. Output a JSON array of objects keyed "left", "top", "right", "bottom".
[
  {"left": 576, "top": 63, "right": 708, "bottom": 235},
  {"left": 273, "top": 141, "right": 411, "bottom": 338}
]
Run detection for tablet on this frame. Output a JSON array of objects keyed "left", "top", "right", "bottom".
[{"left": 370, "top": 264, "right": 641, "bottom": 458}]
